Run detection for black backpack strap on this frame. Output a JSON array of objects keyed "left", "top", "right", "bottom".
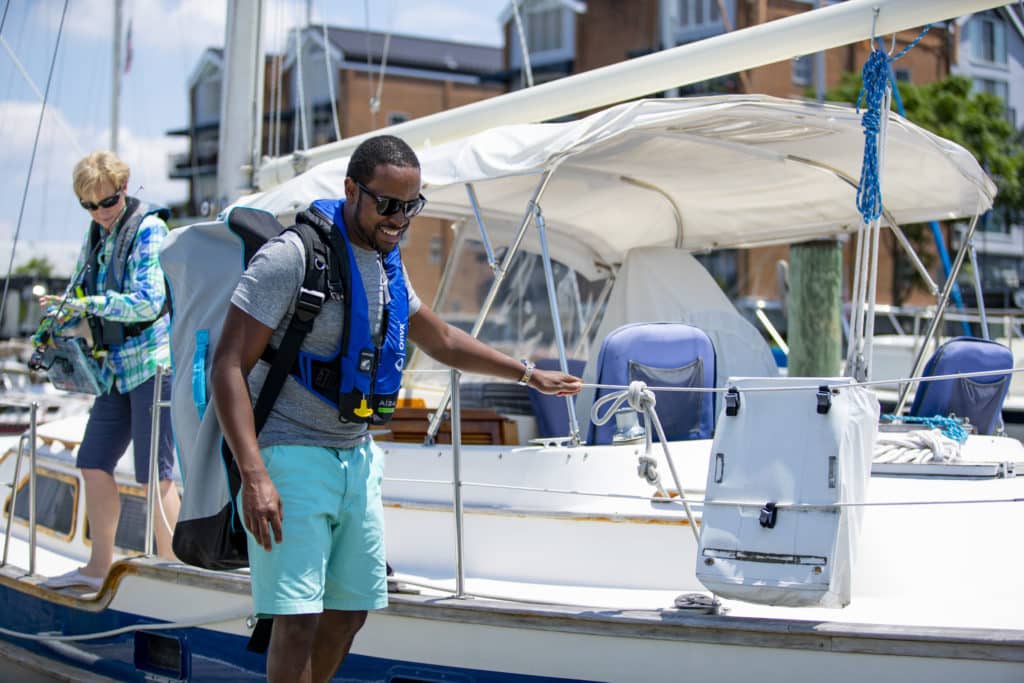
[{"left": 251, "top": 222, "right": 328, "bottom": 432}]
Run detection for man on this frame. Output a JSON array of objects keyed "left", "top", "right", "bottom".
[{"left": 212, "top": 135, "right": 581, "bottom": 682}]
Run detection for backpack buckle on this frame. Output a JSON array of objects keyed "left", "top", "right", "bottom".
[{"left": 293, "top": 287, "right": 325, "bottom": 327}]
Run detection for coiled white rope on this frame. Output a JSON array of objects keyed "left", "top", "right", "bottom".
[
  {"left": 874, "top": 429, "right": 962, "bottom": 464},
  {"left": 591, "top": 381, "right": 700, "bottom": 542}
]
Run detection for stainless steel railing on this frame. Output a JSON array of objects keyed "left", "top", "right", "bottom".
[
  {"left": 0, "top": 363, "right": 171, "bottom": 573},
  {"left": 1, "top": 402, "right": 38, "bottom": 574},
  {"left": 144, "top": 365, "right": 171, "bottom": 557}
]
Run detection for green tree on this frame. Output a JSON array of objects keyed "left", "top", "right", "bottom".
[
  {"left": 823, "top": 74, "right": 1024, "bottom": 303},
  {"left": 13, "top": 256, "right": 55, "bottom": 278}
]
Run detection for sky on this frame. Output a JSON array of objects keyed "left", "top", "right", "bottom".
[{"left": 0, "top": 0, "right": 509, "bottom": 275}]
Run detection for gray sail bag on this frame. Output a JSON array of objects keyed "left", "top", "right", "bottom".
[{"left": 160, "top": 206, "right": 332, "bottom": 570}]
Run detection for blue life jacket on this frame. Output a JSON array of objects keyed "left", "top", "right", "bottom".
[{"left": 288, "top": 198, "right": 408, "bottom": 424}]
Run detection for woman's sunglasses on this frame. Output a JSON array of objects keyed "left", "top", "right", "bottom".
[
  {"left": 356, "top": 181, "right": 426, "bottom": 219},
  {"left": 79, "top": 191, "right": 122, "bottom": 211}
]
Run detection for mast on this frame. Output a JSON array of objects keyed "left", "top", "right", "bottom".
[
  {"left": 111, "top": 0, "right": 122, "bottom": 153},
  {"left": 257, "top": 0, "right": 1008, "bottom": 190},
  {"left": 216, "top": 0, "right": 266, "bottom": 209}
]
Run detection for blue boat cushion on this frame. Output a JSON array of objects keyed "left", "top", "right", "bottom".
[
  {"left": 528, "top": 357, "right": 586, "bottom": 438},
  {"left": 629, "top": 358, "right": 707, "bottom": 441},
  {"left": 909, "top": 336, "right": 1013, "bottom": 435},
  {"left": 587, "top": 322, "right": 716, "bottom": 445}
]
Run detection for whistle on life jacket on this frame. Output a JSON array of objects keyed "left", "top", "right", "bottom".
[{"left": 353, "top": 396, "right": 374, "bottom": 418}]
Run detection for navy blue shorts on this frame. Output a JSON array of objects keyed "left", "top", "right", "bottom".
[{"left": 76, "top": 374, "right": 175, "bottom": 483}]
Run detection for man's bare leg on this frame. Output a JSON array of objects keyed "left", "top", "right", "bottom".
[
  {"left": 267, "top": 613, "right": 319, "bottom": 683},
  {"left": 311, "top": 610, "right": 367, "bottom": 683}
]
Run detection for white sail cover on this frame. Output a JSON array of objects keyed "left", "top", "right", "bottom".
[{"left": 240, "top": 95, "right": 996, "bottom": 271}]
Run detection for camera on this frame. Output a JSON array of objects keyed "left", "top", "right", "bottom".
[{"left": 27, "top": 346, "right": 48, "bottom": 371}]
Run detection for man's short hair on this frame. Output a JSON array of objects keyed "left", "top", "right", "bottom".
[{"left": 346, "top": 135, "right": 420, "bottom": 185}]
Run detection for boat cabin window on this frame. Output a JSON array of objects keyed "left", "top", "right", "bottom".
[
  {"left": 85, "top": 491, "right": 151, "bottom": 552},
  {"left": 6, "top": 471, "right": 77, "bottom": 537}
]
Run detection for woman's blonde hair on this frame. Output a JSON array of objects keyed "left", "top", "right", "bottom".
[{"left": 72, "top": 150, "right": 129, "bottom": 199}]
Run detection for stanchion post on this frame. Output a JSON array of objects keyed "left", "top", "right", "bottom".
[{"left": 450, "top": 368, "right": 466, "bottom": 598}]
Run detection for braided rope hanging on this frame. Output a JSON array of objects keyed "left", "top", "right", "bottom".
[{"left": 855, "top": 24, "right": 932, "bottom": 225}]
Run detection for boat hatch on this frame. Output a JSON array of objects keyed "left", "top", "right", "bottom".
[{"left": 133, "top": 631, "right": 189, "bottom": 680}]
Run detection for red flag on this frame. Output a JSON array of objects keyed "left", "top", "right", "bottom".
[{"left": 124, "top": 20, "right": 133, "bottom": 74}]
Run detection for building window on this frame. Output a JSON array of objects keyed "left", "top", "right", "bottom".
[
  {"left": 791, "top": 57, "right": 812, "bottom": 86},
  {"left": 429, "top": 235, "right": 443, "bottom": 265},
  {"left": 526, "top": 8, "right": 564, "bottom": 53},
  {"left": 970, "top": 15, "right": 1007, "bottom": 64},
  {"left": 311, "top": 102, "right": 337, "bottom": 147},
  {"left": 893, "top": 68, "right": 911, "bottom": 83},
  {"left": 974, "top": 77, "right": 1009, "bottom": 101},
  {"left": 679, "top": 0, "right": 722, "bottom": 29},
  {"left": 387, "top": 112, "right": 410, "bottom": 126}
]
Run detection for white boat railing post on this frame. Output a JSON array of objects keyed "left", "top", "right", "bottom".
[
  {"left": 450, "top": 368, "right": 466, "bottom": 598},
  {"left": 144, "top": 365, "right": 169, "bottom": 557},
  {"left": 425, "top": 171, "right": 554, "bottom": 445},
  {"left": 534, "top": 204, "right": 581, "bottom": 446},
  {"left": 28, "top": 402, "right": 38, "bottom": 575},
  {"left": 1, "top": 432, "right": 30, "bottom": 567}
]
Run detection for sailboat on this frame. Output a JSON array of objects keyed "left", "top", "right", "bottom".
[{"left": 3, "top": 0, "right": 1023, "bottom": 681}]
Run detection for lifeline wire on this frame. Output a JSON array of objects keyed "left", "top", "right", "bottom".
[{"left": 581, "top": 363, "right": 1024, "bottom": 394}]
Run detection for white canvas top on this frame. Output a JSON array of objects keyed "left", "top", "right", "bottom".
[{"left": 240, "top": 95, "right": 996, "bottom": 270}]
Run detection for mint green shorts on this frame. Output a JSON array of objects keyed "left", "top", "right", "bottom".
[{"left": 242, "top": 440, "right": 388, "bottom": 616}]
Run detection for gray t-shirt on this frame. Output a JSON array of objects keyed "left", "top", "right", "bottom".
[{"left": 231, "top": 231, "right": 421, "bottom": 449}]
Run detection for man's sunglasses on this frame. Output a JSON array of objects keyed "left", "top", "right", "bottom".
[
  {"left": 79, "top": 191, "right": 121, "bottom": 211},
  {"left": 356, "top": 181, "right": 426, "bottom": 219}
]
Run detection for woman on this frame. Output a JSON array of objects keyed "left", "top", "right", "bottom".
[{"left": 36, "top": 151, "right": 179, "bottom": 591}]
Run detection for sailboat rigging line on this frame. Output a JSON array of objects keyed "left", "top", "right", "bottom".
[
  {"left": 294, "top": 25, "right": 309, "bottom": 150},
  {"left": 320, "top": 17, "right": 340, "bottom": 142},
  {"left": 0, "top": 0, "right": 10, "bottom": 37},
  {"left": 373, "top": 31, "right": 392, "bottom": 123},
  {"left": 510, "top": 0, "right": 534, "bottom": 88},
  {"left": 0, "top": 611, "right": 251, "bottom": 643},
  {"left": 266, "top": 32, "right": 278, "bottom": 158},
  {"left": 0, "top": 0, "right": 69, "bottom": 328},
  {"left": 364, "top": 0, "right": 377, "bottom": 128},
  {"left": 0, "top": 37, "right": 83, "bottom": 156}
]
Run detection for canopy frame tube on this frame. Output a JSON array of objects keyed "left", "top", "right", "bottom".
[{"left": 425, "top": 170, "right": 555, "bottom": 445}]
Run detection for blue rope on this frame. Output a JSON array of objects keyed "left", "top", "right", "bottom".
[
  {"left": 881, "top": 413, "right": 969, "bottom": 444},
  {"left": 856, "top": 24, "right": 932, "bottom": 225}
]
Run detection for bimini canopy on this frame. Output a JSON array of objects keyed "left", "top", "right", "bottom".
[{"left": 241, "top": 94, "right": 996, "bottom": 270}]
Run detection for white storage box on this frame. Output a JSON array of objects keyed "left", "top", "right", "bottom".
[{"left": 696, "top": 377, "right": 878, "bottom": 607}]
